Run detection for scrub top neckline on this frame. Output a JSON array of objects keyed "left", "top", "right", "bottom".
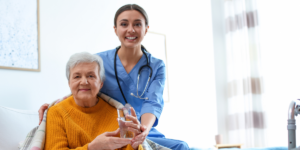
[{"left": 116, "top": 51, "right": 147, "bottom": 76}]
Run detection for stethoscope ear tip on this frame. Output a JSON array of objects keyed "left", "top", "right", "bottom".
[{"left": 130, "top": 93, "right": 134, "bottom": 96}]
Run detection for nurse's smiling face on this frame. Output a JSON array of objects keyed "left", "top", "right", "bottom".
[{"left": 114, "top": 10, "right": 149, "bottom": 49}]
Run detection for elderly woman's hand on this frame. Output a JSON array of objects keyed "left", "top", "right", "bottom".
[
  {"left": 125, "top": 107, "right": 149, "bottom": 149},
  {"left": 88, "top": 128, "right": 131, "bottom": 150}
]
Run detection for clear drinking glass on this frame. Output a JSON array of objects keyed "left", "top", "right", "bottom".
[{"left": 117, "top": 104, "right": 135, "bottom": 139}]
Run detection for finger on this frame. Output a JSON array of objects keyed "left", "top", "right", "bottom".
[
  {"left": 132, "top": 140, "right": 143, "bottom": 148},
  {"left": 132, "top": 132, "right": 146, "bottom": 142},
  {"left": 127, "top": 127, "right": 142, "bottom": 135},
  {"left": 38, "top": 105, "right": 45, "bottom": 113},
  {"left": 42, "top": 103, "right": 49, "bottom": 108},
  {"left": 38, "top": 113, "right": 43, "bottom": 125},
  {"left": 132, "top": 142, "right": 138, "bottom": 149},
  {"left": 105, "top": 128, "right": 120, "bottom": 136},
  {"left": 132, "top": 128, "right": 148, "bottom": 141},
  {"left": 112, "top": 142, "right": 130, "bottom": 149},
  {"left": 104, "top": 137, "right": 131, "bottom": 149},
  {"left": 130, "top": 107, "right": 137, "bottom": 117},
  {"left": 140, "top": 125, "right": 147, "bottom": 132},
  {"left": 125, "top": 115, "right": 140, "bottom": 124},
  {"left": 110, "top": 137, "right": 131, "bottom": 145},
  {"left": 38, "top": 104, "right": 49, "bottom": 114},
  {"left": 125, "top": 121, "right": 140, "bottom": 130}
]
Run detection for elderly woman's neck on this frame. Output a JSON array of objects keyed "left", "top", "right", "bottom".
[{"left": 74, "top": 97, "right": 99, "bottom": 108}]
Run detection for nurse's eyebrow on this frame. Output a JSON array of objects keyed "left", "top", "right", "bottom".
[
  {"left": 119, "top": 19, "right": 142, "bottom": 22},
  {"left": 119, "top": 19, "right": 128, "bottom": 22}
]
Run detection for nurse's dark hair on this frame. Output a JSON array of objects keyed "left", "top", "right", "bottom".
[{"left": 114, "top": 4, "right": 149, "bottom": 27}]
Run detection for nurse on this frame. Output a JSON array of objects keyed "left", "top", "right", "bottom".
[{"left": 39, "top": 4, "right": 189, "bottom": 150}]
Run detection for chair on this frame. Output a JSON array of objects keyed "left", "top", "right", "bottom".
[{"left": 0, "top": 105, "right": 38, "bottom": 150}]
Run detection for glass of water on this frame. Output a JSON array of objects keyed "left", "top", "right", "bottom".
[{"left": 117, "top": 104, "right": 135, "bottom": 139}]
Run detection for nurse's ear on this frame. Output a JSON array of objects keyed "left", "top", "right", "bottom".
[
  {"left": 144, "top": 25, "right": 149, "bottom": 35},
  {"left": 114, "top": 26, "right": 117, "bottom": 36}
]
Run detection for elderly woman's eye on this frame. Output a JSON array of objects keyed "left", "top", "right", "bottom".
[
  {"left": 75, "top": 76, "right": 80, "bottom": 78},
  {"left": 89, "top": 75, "right": 94, "bottom": 78}
]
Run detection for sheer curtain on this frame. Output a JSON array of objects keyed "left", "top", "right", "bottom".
[{"left": 224, "top": 0, "right": 266, "bottom": 147}]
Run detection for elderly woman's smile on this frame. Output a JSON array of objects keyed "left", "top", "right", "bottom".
[
  {"left": 69, "top": 62, "right": 103, "bottom": 108},
  {"left": 79, "top": 89, "right": 90, "bottom": 91}
]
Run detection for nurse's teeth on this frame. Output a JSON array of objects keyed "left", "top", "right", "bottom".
[{"left": 126, "top": 37, "right": 136, "bottom": 40}]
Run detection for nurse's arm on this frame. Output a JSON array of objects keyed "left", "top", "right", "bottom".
[{"left": 141, "top": 113, "right": 156, "bottom": 132}]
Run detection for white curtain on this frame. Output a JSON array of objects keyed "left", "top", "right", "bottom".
[{"left": 224, "top": 0, "right": 266, "bottom": 147}]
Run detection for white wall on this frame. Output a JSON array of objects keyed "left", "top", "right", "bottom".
[{"left": 0, "top": 0, "right": 217, "bottom": 148}]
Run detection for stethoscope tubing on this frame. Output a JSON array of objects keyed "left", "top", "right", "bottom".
[{"left": 114, "top": 46, "right": 153, "bottom": 104}]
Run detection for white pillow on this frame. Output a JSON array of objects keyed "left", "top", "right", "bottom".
[{"left": 0, "top": 105, "right": 38, "bottom": 150}]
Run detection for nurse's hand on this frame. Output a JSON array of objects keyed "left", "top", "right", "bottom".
[
  {"left": 131, "top": 125, "right": 148, "bottom": 148},
  {"left": 125, "top": 108, "right": 149, "bottom": 149},
  {"left": 38, "top": 103, "right": 49, "bottom": 125}
]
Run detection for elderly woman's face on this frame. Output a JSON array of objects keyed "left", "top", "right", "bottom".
[{"left": 69, "top": 62, "right": 102, "bottom": 101}]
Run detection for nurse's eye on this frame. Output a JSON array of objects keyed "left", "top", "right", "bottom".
[
  {"left": 120, "top": 23, "right": 127, "bottom": 26},
  {"left": 135, "top": 23, "right": 142, "bottom": 26}
]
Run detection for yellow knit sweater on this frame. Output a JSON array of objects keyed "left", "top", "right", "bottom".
[{"left": 44, "top": 96, "right": 142, "bottom": 150}]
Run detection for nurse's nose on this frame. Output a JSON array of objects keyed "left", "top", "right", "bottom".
[{"left": 127, "top": 25, "right": 135, "bottom": 33}]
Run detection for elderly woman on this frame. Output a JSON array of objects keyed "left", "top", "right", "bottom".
[{"left": 44, "top": 52, "right": 143, "bottom": 150}]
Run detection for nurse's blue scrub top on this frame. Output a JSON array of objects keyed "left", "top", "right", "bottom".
[{"left": 96, "top": 48, "right": 166, "bottom": 137}]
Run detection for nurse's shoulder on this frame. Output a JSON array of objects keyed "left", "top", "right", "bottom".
[
  {"left": 95, "top": 48, "right": 116, "bottom": 60},
  {"left": 146, "top": 52, "right": 166, "bottom": 69}
]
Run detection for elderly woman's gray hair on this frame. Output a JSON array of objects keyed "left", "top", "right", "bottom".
[{"left": 66, "top": 52, "right": 105, "bottom": 81}]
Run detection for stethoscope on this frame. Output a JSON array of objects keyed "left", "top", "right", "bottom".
[{"left": 114, "top": 46, "right": 153, "bottom": 103}]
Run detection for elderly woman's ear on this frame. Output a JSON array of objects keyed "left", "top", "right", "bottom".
[{"left": 100, "top": 82, "right": 103, "bottom": 88}]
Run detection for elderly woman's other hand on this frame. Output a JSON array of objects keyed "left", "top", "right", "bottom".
[
  {"left": 125, "top": 107, "right": 148, "bottom": 149},
  {"left": 88, "top": 128, "right": 131, "bottom": 150}
]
